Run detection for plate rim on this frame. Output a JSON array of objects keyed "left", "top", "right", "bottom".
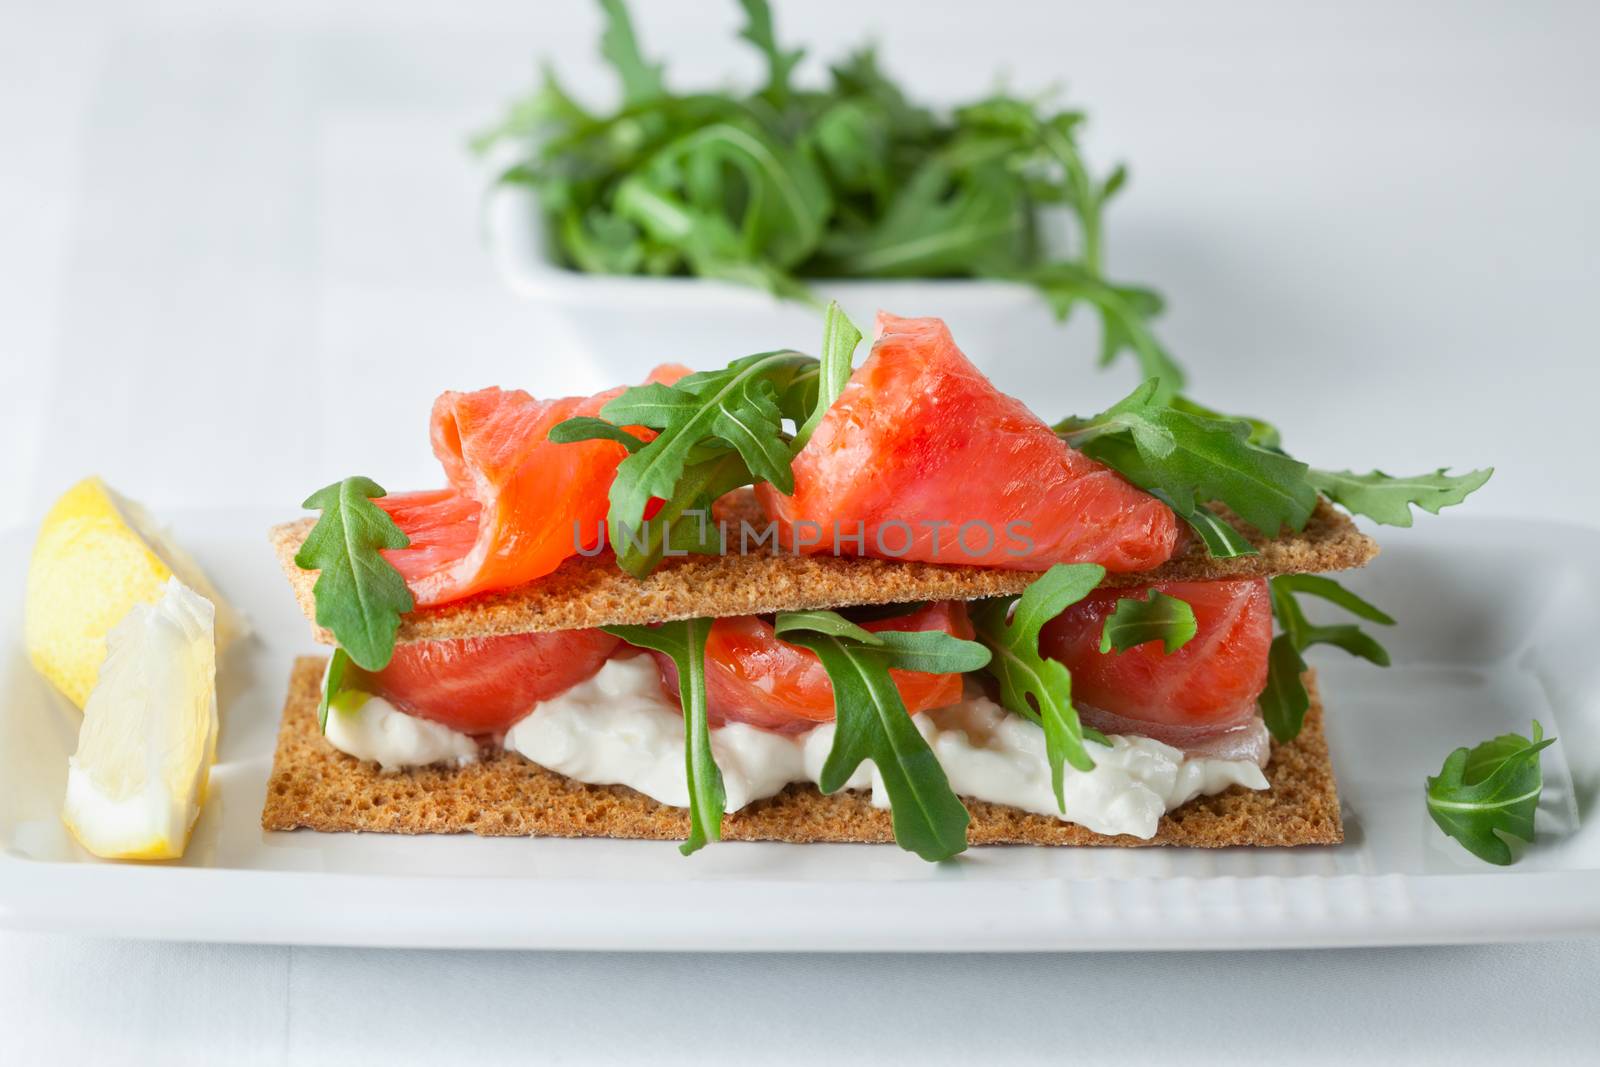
[{"left": 4, "top": 854, "right": 1599, "bottom": 950}]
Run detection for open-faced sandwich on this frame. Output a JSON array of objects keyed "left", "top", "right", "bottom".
[{"left": 263, "top": 308, "right": 1489, "bottom": 860}]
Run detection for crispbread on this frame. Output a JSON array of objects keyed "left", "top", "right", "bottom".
[
  {"left": 270, "top": 491, "right": 1376, "bottom": 644},
  {"left": 261, "top": 656, "right": 1343, "bottom": 848}
]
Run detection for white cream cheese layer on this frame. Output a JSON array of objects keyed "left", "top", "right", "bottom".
[
  {"left": 323, "top": 691, "right": 479, "bottom": 774},
  {"left": 326, "top": 654, "right": 1269, "bottom": 840},
  {"left": 502, "top": 654, "right": 806, "bottom": 810}
]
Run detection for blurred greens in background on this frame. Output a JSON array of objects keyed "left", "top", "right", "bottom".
[{"left": 476, "top": 0, "right": 1184, "bottom": 388}]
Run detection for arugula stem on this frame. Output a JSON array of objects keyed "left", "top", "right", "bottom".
[
  {"left": 1040, "top": 122, "right": 1101, "bottom": 272},
  {"left": 603, "top": 619, "right": 726, "bottom": 854},
  {"left": 677, "top": 617, "right": 722, "bottom": 855}
]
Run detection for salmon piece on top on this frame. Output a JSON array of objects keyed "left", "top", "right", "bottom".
[
  {"left": 757, "top": 313, "right": 1178, "bottom": 572},
  {"left": 377, "top": 366, "right": 689, "bottom": 607}
]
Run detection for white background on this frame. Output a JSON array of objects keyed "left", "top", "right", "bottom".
[{"left": 3, "top": 0, "right": 1598, "bottom": 1062}]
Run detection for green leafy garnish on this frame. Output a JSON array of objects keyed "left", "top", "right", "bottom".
[
  {"left": 612, "top": 122, "right": 831, "bottom": 298},
  {"left": 294, "top": 477, "right": 415, "bottom": 672},
  {"left": 553, "top": 305, "right": 858, "bottom": 577},
  {"left": 1169, "top": 396, "right": 1283, "bottom": 451},
  {"left": 1273, "top": 574, "right": 1394, "bottom": 661},
  {"left": 1257, "top": 636, "right": 1311, "bottom": 745},
  {"left": 774, "top": 609, "right": 990, "bottom": 861},
  {"left": 1055, "top": 386, "right": 1492, "bottom": 557},
  {"left": 602, "top": 619, "right": 723, "bottom": 855},
  {"left": 970, "top": 563, "right": 1106, "bottom": 810},
  {"left": 1022, "top": 263, "right": 1184, "bottom": 390},
  {"left": 1259, "top": 575, "right": 1395, "bottom": 741},
  {"left": 478, "top": 0, "right": 1183, "bottom": 388},
  {"left": 736, "top": 0, "right": 803, "bottom": 104},
  {"left": 547, "top": 417, "right": 648, "bottom": 453},
  {"left": 555, "top": 349, "right": 817, "bottom": 577},
  {"left": 1426, "top": 722, "right": 1555, "bottom": 866},
  {"left": 596, "top": 0, "right": 664, "bottom": 106},
  {"left": 317, "top": 647, "right": 353, "bottom": 733},
  {"left": 1165, "top": 498, "right": 1260, "bottom": 559},
  {"left": 468, "top": 66, "right": 593, "bottom": 158},
  {"left": 1056, "top": 380, "right": 1317, "bottom": 538},
  {"left": 1099, "top": 590, "right": 1197, "bottom": 654},
  {"left": 1308, "top": 468, "right": 1494, "bottom": 527},
  {"left": 791, "top": 301, "right": 862, "bottom": 452}
]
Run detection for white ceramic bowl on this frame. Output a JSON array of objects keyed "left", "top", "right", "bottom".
[{"left": 485, "top": 184, "right": 1096, "bottom": 414}]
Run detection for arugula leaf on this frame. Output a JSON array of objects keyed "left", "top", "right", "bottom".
[
  {"left": 1273, "top": 574, "right": 1396, "bottom": 625},
  {"left": 555, "top": 349, "right": 815, "bottom": 576},
  {"left": 557, "top": 208, "right": 648, "bottom": 274},
  {"left": 815, "top": 156, "right": 1029, "bottom": 278},
  {"left": 603, "top": 619, "right": 723, "bottom": 855},
  {"left": 317, "top": 647, "right": 353, "bottom": 733},
  {"left": 1058, "top": 380, "right": 1318, "bottom": 537},
  {"left": 1260, "top": 575, "right": 1394, "bottom": 741},
  {"left": 827, "top": 47, "right": 936, "bottom": 143},
  {"left": 1308, "top": 468, "right": 1493, "bottom": 527},
  {"left": 1258, "top": 635, "right": 1309, "bottom": 744},
  {"left": 614, "top": 118, "right": 832, "bottom": 288},
  {"left": 1169, "top": 499, "right": 1260, "bottom": 558},
  {"left": 969, "top": 563, "right": 1106, "bottom": 809},
  {"left": 736, "top": 0, "right": 803, "bottom": 104},
  {"left": 1071, "top": 428, "right": 1260, "bottom": 557},
  {"left": 944, "top": 97, "right": 1180, "bottom": 388},
  {"left": 294, "top": 477, "right": 414, "bottom": 672},
  {"left": 1170, "top": 396, "right": 1283, "bottom": 451},
  {"left": 1426, "top": 722, "right": 1555, "bottom": 865},
  {"left": 774, "top": 610, "right": 990, "bottom": 861},
  {"left": 546, "top": 416, "right": 647, "bottom": 453},
  {"left": 792, "top": 301, "right": 861, "bottom": 452},
  {"left": 1271, "top": 575, "right": 1394, "bottom": 665},
  {"left": 1024, "top": 263, "right": 1185, "bottom": 391},
  {"left": 554, "top": 304, "right": 852, "bottom": 577},
  {"left": 807, "top": 98, "right": 892, "bottom": 203},
  {"left": 1056, "top": 389, "right": 1488, "bottom": 557},
  {"left": 596, "top": 0, "right": 664, "bottom": 106},
  {"left": 470, "top": 64, "right": 593, "bottom": 156},
  {"left": 1099, "top": 590, "right": 1197, "bottom": 654},
  {"left": 771, "top": 609, "right": 881, "bottom": 643}
]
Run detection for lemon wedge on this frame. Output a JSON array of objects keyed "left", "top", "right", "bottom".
[
  {"left": 61, "top": 578, "right": 218, "bottom": 860},
  {"left": 25, "top": 477, "right": 240, "bottom": 708}
]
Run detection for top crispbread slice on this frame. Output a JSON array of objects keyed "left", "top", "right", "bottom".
[{"left": 270, "top": 489, "right": 1377, "bottom": 645}]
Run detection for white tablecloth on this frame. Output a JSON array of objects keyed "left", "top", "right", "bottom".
[
  {"left": 5, "top": 934, "right": 1599, "bottom": 1065},
  {"left": 4, "top": 2, "right": 1597, "bottom": 1062}
]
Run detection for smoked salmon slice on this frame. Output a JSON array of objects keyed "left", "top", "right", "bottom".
[
  {"left": 649, "top": 602, "right": 975, "bottom": 734},
  {"left": 757, "top": 313, "right": 1178, "bottom": 572},
  {"left": 353, "top": 629, "right": 621, "bottom": 735},
  {"left": 378, "top": 366, "right": 690, "bottom": 607},
  {"left": 1039, "top": 579, "right": 1272, "bottom": 756}
]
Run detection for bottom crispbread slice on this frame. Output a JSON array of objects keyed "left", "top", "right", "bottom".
[{"left": 261, "top": 657, "right": 1343, "bottom": 848}]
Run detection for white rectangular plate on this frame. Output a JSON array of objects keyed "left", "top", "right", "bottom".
[{"left": 3, "top": 511, "right": 1598, "bottom": 950}]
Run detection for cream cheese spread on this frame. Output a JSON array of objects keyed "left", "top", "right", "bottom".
[
  {"left": 323, "top": 690, "right": 479, "bottom": 774},
  {"left": 325, "top": 654, "right": 1268, "bottom": 839}
]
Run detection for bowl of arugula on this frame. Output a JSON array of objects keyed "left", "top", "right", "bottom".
[{"left": 477, "top": 0, "right": 1185, "bottom": 398}]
